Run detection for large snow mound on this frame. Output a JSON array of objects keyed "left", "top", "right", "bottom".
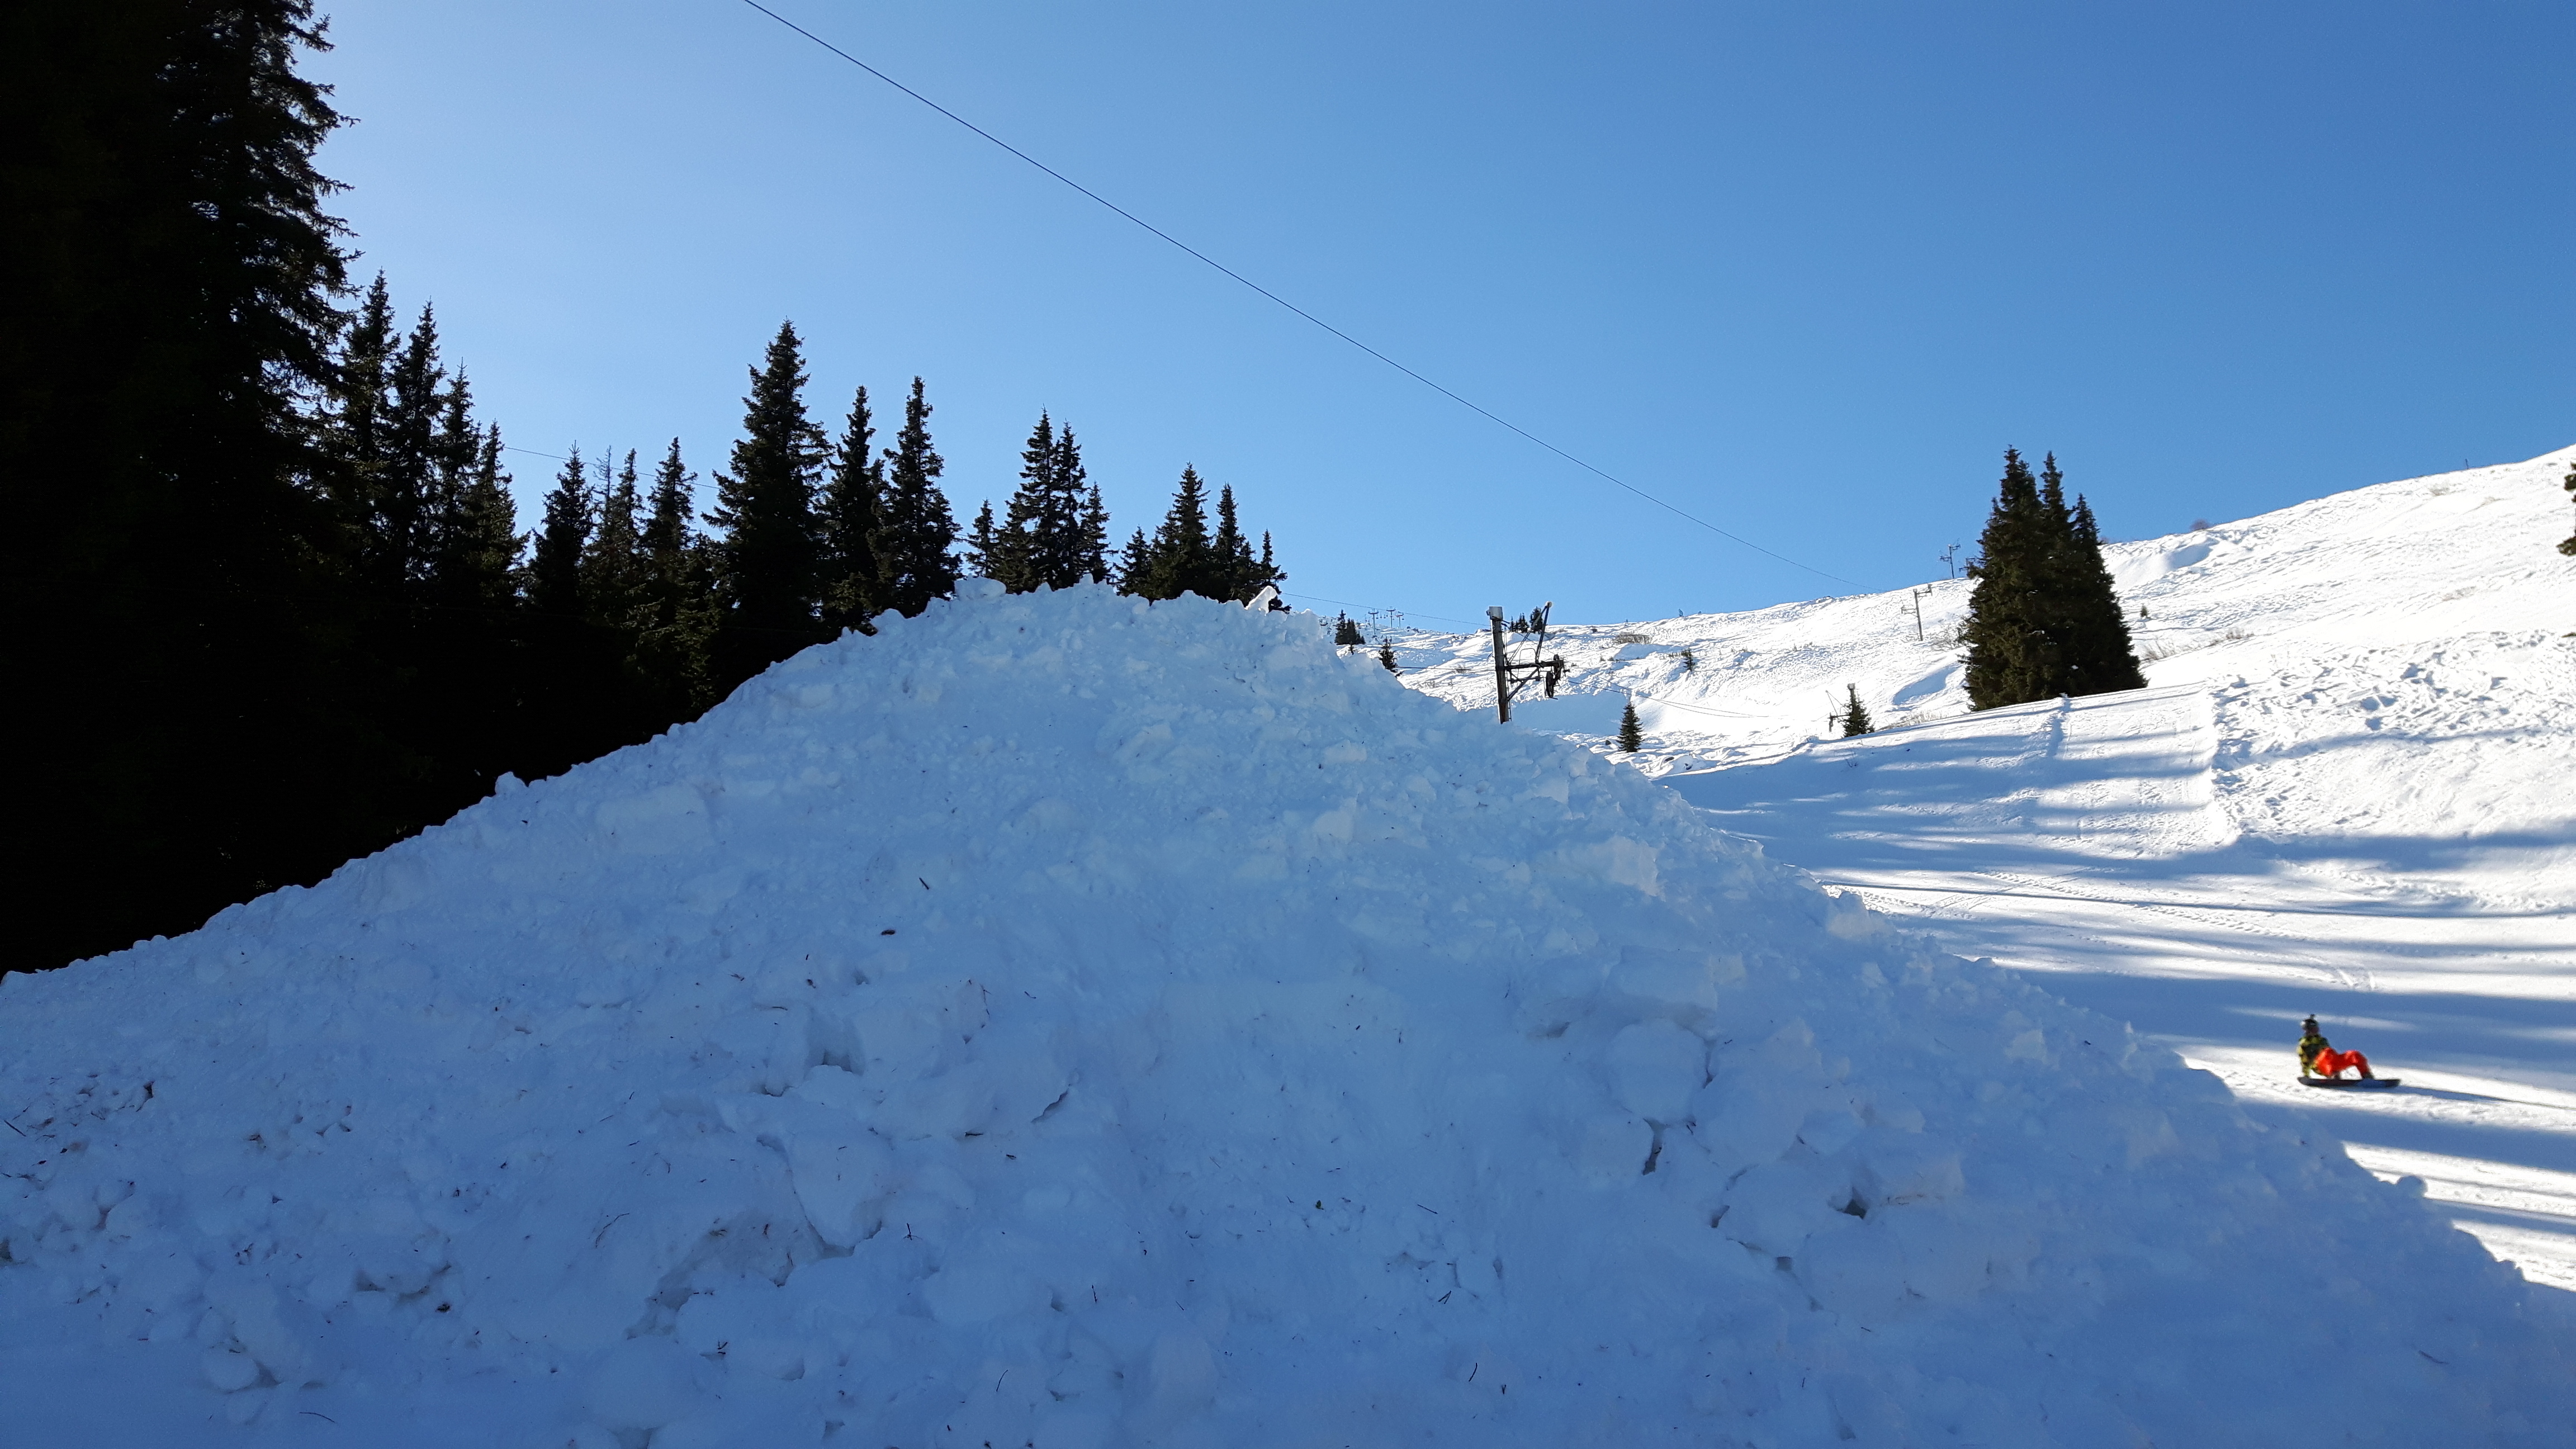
[{"left": 3, "top": 586, "right": 2565, "bottom": 1446}]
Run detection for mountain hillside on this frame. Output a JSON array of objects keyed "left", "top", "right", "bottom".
[
  {"left": 1399, "top": 448, "right": 2575, "bottom": 1296},
  {"left": 1396, "top": 446, "right": 2574, "bottom": 773}
]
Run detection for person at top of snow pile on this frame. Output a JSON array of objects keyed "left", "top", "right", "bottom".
[{"left": 2299, "top": 1014, "right": 2373, "bottom": 1079}]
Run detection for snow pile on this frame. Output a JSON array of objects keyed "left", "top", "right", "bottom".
[
  {"left": 4, "top": 585, "right": 2566, "bottom": 1446},
  {"left": 1395, "top": 446, "right": 2576, "bottom": 771}
]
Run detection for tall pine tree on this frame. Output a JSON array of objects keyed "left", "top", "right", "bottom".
[
  {"left": 1962, "top": 448, "right": 2142, "bottom": 708},
  {"left": 816, "top": 387, "right": 882, "bottom": 632},
  {"left": 991, "top": 414, "right": 1102, "bottom": 592},
  {"left": 870, "top": 377, "right": 959, "bottom": 617},
  {"left": 707, "top": 322, "right": 827, "bottom": 686},
  {"left": 1961, "top": 448, "right": 2056, "bottom": 708},
  {"left": 636, "top": 439, "right": 717, "bottom": 711},
  {"left": 6, "top": 1, "right": 378, "bottom": 969},
  {"left": 531, "top": 447, "right": 594, "bottom": 618},
  {"left": 1137, "top": 467, "right": 1214, "bottom": 600},
  {"left": 582, "top": 449, "right": 646, "bottom": 627}
]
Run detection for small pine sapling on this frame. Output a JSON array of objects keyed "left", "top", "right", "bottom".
[
  {"left": 1377, "top": 642, "right": 1399, "bottom": 674},
  {"left": 1618, "top": 697, "right": 1644, "bottom": 753},
  {"left": 1841, "top": 684, "right": 1874, "bottom": 737},
  {"left": 1678, "top": 648, "right": 1697, "bottom": 673}
]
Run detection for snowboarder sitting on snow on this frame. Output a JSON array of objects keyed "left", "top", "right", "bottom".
[{"left": 2298, "top": 1015, "right": 2373, "bottom": 1079}]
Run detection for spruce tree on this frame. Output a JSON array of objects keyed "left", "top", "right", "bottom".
[
  {"left": 995, "top": 414, "right": 1102, "bottom": 592},
  {"left": 871, "top": 377, "right": 959, "bottom": 617},
  {"left": 531, "top": 447, "right": 594, "bottom": 617},
  {"left": 1618, "top": 697, "right": 1644, "bottom": 752},
  {"left": 1377, "top": 641, "right": 1400, "bottom": 674},
  {"left": 1334, "top": 613, "right": 1366, "bottom": 647},
  {"left": 1140, "top": 466, "right": 1214, "bottom": 600},
  {"left": 431, "top": 424, "right": 523, "bottom": 613},
  {"left": 637, "top": 438, "right": 717, "bottom": 709},
  {"left": 2057, "top": 493, "right": 2146, "bottom": 694},
  {"left": 376, "top": 302, "right": 451, "bottom": 594},
  {"left": 583, "top": 450, "right": 646, "bottom": 627},
  {"left": 1211, "top": 484, "right": 1253, "bottom": 602},
  {"left": 707, "top": 322, "right": 827, "bottom": 682},
  {"left": 1841, "top": 684, "right": 1874, "bottom": 737},
  {"left": 7, "top": 0, "right": 362, "bottom": 969},
  {"left": 1259, "top": 532, "right": 1283, "bottom": 596},
  {"left": 1962, "top": 449, "right": 2144, "bottom": 708},
  {"left": 1116, "top": 528, "right": 1156, "bottom": 594},
  {"left": 1960, "top": 448, "right": 2057, "bottom": 709},
  {"left": 1078, "top": 482, "right": 1113, "bottom": 585},
  {"left": 964, "top": 500, "right": 1000, "bottom": 579},
  {"left": 816, "top": 387, "right": 882, "bottom": 632}
]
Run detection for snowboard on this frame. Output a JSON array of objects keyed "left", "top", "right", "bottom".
[{"left": 2299, "top": 1075, "right": 2400, "bottom": 1090}]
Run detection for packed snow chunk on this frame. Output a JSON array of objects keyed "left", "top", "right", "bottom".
[{"left": 2, "top": 584, "right": 2566, "bottom": 1447}]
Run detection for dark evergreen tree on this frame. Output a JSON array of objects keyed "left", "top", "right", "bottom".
[
  {"left": 964, "top": 500, "right": 999, "bottom": 580},
  {"left": 1963, "top": 449, "right": 2143, "bottom": 708},
  {"left": 583, "top": 450, "right": 646, "bottom": 627},
  {"left": 1145, "top": 466, "right": 1214, "bottom": 599},
  {"left": 1960, "top": 448, "right": 2058, "bottom": 709},
  {"left": 707, "top": 323, "right": 827, "bottom": 684},
  {"left": 1377, "top": 641, "right": 1399, "bottom": 674},
  {"left": 2056, "top": 493, "right": 2146, "bottom": 695},
  {"left": 1334, "top": 613, "right": 1366, "bottom": 647},
  {"left": 1115, "top": 528, "right": 1156, "bottom": 594},
  {"left": 871, "top": 377, "right": 959, "bottom": 617},
  {"left": 992, "top": 414, "right": 1103, "bottom": 592},
  {"left": 1618, "top": 697, "right": 1644, "bottom": 752},
  {"left": 4, "top": 1, "right": 382, "bottom": 969},
  {"left": 1841, "top": 684, "right": 1874, "bottom": 737},
  {"left": 531, "top": 447, "right": 594, "bottom": 617},
  {"left": 1078, "top": 482, "right": 1113, "bottom": 585},
  {"left": 1210, "top": 484, "right": 1269, "bottom": 602},
  {"left": 636, "top": 439, "right": 717, "bottom": 711},
  {"left": 429, "top": 424, "right": 524, "bottom": 613},
  {"left": 816, "top": 387, "right": 882, "bottom": 632}
]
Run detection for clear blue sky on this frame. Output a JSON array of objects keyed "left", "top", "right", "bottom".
[{"left": 307, "top": 1, "right": 2572, "bottom": 627}]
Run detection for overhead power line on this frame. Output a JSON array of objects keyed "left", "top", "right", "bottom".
[{"left": 733, "top": 1, "right": 1856, "bottom": 589}]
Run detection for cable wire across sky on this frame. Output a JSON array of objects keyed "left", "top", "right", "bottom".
[{"left": 735, "top": 0, "right": 1858, "bottom": 589}]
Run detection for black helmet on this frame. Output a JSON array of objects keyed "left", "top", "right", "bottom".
[{"left": 2301, "top": 1015, "right": 2319, "bottom": 1033}]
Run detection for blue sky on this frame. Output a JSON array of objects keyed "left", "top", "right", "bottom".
[{"left": 307, "top": 1, "right": 2571, "bottom": 627}]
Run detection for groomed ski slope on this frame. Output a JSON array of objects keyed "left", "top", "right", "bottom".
[
  {"left": 4, "top": 584, "right": 2565, "bottom": 1445},
  {"left": 1401, "top": 446, "right": 2576, "bottom": 1295}
]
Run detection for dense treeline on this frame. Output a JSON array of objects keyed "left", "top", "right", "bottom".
[
  {"left": 1959, "top": 449, "right": 2146, "bottom": 709},
  {"left": 1, "top": 4, "right": 1284, "bottom": 973}
]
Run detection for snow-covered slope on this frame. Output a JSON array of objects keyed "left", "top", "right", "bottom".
[
  {"left": 5, "top": 584, "right": 2564, "bottom": 1445},
  {"left": 1396, "top": 446, "right": 2575, "bottom": 773},
  {"left": 1396, "top": 447, "right": 2576, "bottom": 1295}
]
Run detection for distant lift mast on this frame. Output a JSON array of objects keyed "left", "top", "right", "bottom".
[{"left": 1486, "top": 602, "right": 1566, "bottom": 723}]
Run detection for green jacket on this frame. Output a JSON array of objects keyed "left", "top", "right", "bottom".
[{"left": 2298, "top": 1030, "right": 2329, "bottom": 1073}]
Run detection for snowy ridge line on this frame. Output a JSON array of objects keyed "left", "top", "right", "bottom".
[{"left": 5, "top": 582, "right": 2569, "bottom": 1445}]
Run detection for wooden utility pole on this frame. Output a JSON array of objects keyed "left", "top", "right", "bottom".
[
  {"left": 1488, "top": 607, "right": 1512, "bottom": 722},
  {"left": 1911, "top": 589, "right": 1925, "bottom": 641}
]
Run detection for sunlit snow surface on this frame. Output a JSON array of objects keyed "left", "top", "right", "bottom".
[
  {"left": 6, "top": 575, "right": 2566, "bottom": 1444},
  {"left": 1406, "top": 447, "right": 2576, "bottom": 1298}
]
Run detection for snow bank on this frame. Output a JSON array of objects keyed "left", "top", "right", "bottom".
[{"left": 3, "top": 585, "right": 2565, "bottom": 1446}]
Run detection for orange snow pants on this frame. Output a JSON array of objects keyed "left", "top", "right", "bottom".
[{"left": 2312, "top": 1047, "right": 2373, "bottom": 1078}]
